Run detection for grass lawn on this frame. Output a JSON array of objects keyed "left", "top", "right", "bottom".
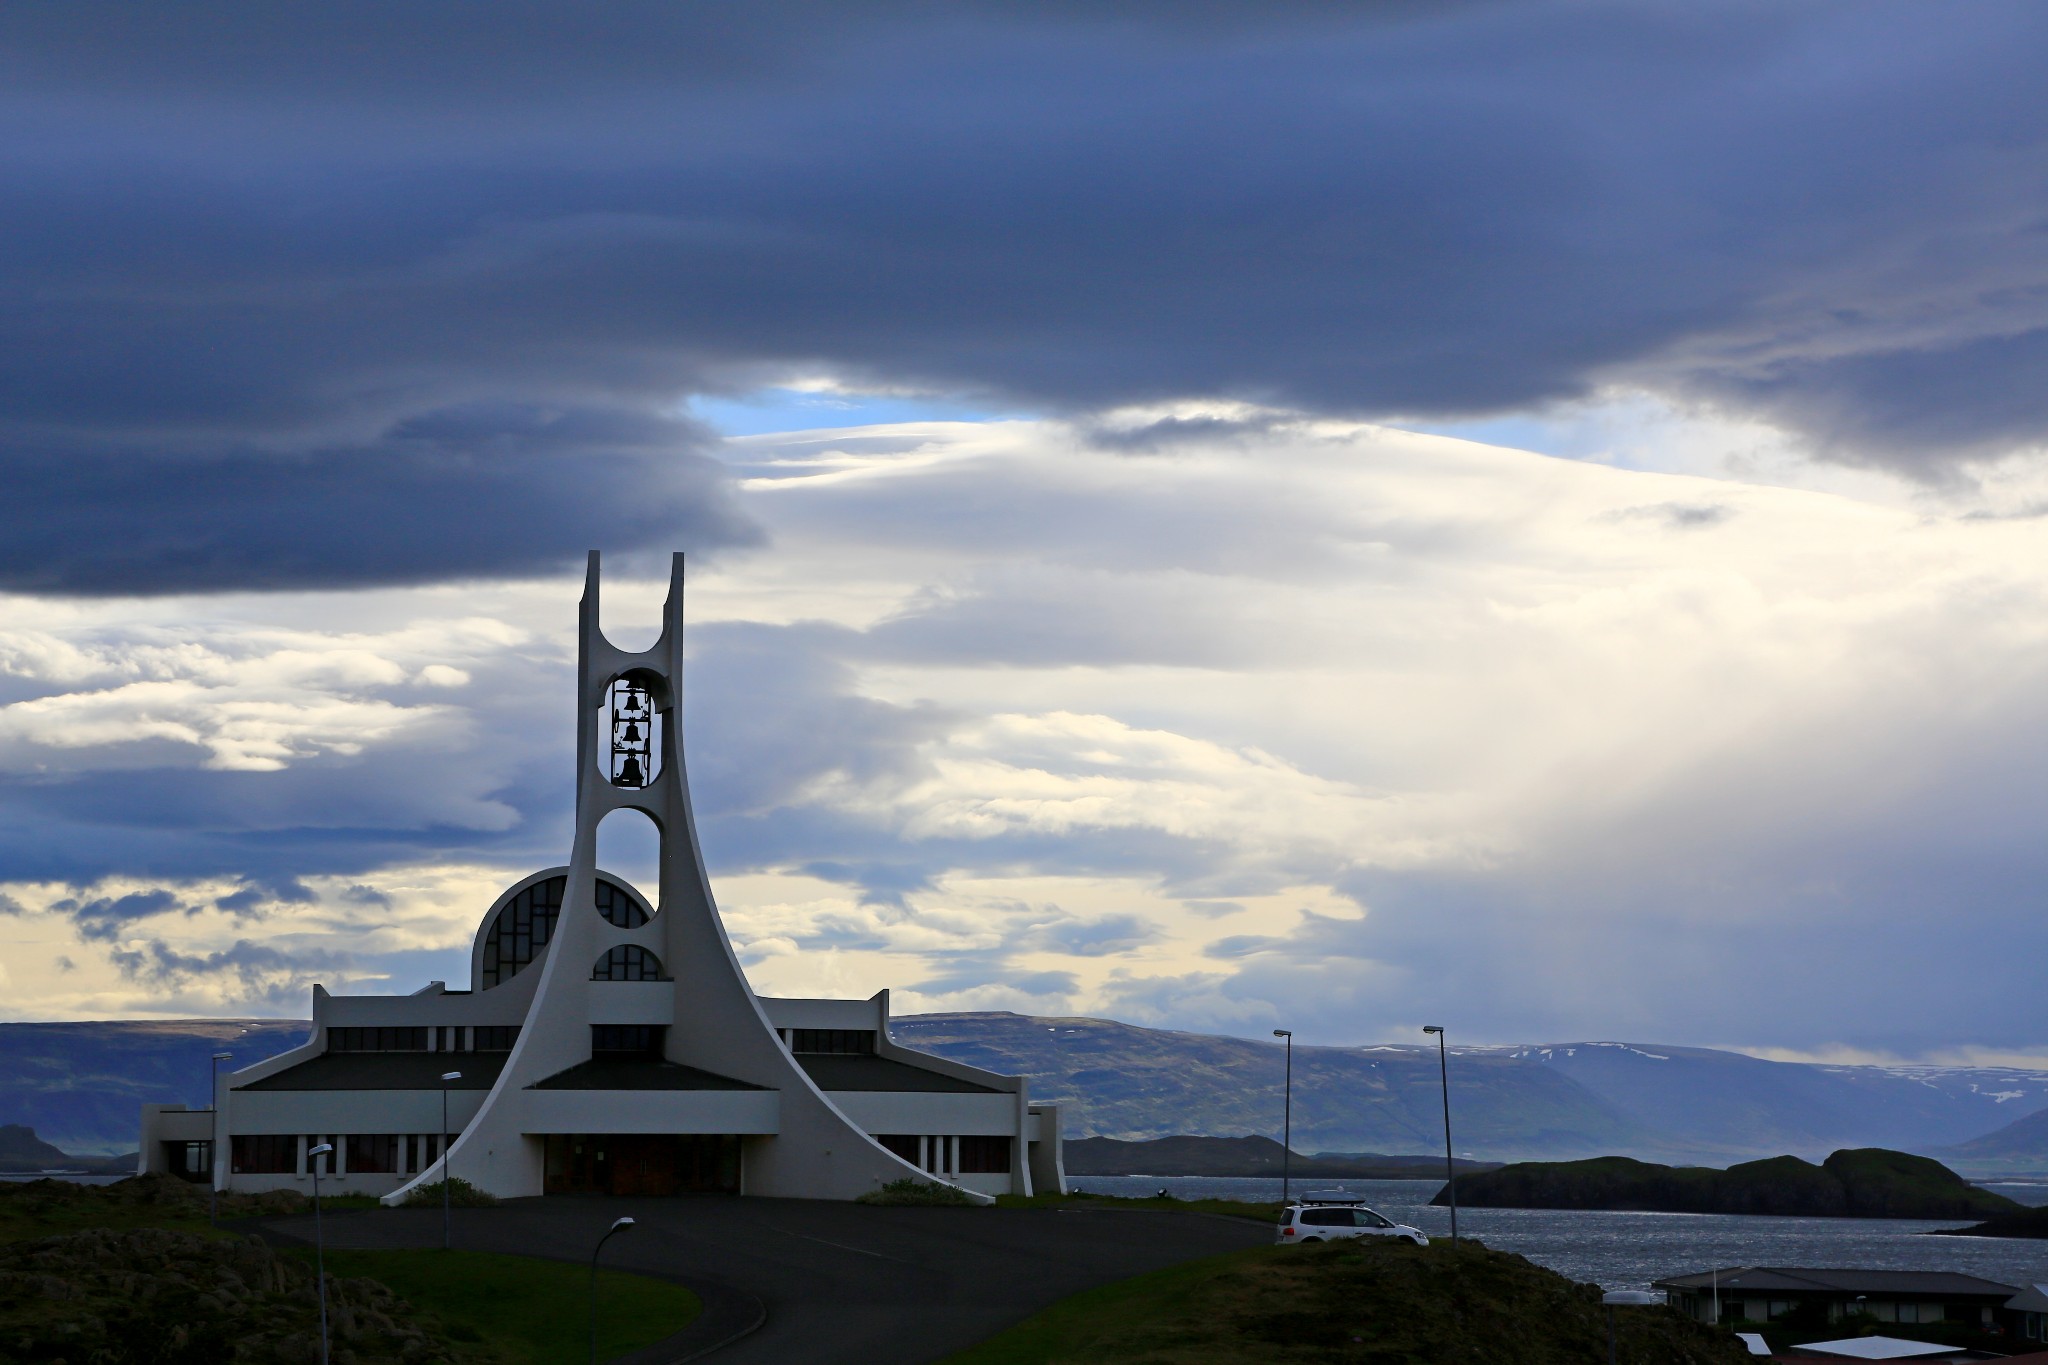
[
  {"left": 939, "top": 1238, "right": 1753, "bottom": 1365},
  {"left": 307, "top": 1248, "right": 701, "bottom": 1365},
  {"left": 995, "top": 1190, "right": 1282, "bottom": 1223}
]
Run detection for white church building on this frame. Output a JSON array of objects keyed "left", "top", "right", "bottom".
[{"left": 140, "top": 553, "right": 1065, "bottom": 1203}]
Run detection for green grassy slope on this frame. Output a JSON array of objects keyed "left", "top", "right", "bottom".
[
  {"left": 0, "top": 1175, "right": 699, "bottom": 1364},
  {"left": 940, "top": 1238, "right": 1751, "bottom": 1365}
]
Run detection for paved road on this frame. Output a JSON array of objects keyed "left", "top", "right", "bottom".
[{"left": 256, "top": 1196, "right": 1270, "bottom": 1364}]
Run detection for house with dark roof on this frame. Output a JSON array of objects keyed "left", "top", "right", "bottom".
[{"left": 1653, "top": 1268, "right": 2021, "bottom": 1332}]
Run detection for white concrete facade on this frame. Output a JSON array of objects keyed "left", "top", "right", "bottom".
[{"left": 138, "top": 553, "right": 1062, "bottom": 1204}]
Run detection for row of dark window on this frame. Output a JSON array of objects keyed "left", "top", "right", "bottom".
[
  {"left": 874, "top": 1133, "right": 1011, "bottom": 1174},
  {"left": 328, "top": 1025, "right": 521, "bottom": 1053},
  {"left": 480, "top": 875, "right": 654, "bottom": 989},
  {"left": 230, "top": 1132, "right": 450, "bottom": 1175},
  {"left": 328, "top": 1026, "right": 428, "bottom": 1052},
  {"left": 592, "top": 1024, "right": 665, "bottom": 1055},
  {"left": 789, "top": 1028, "right": 876, "bottom": 1055}
]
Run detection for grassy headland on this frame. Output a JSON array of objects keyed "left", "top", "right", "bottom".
[
  {"left": 940, "top": 1236, "right": 1751, "bottom": 1364},
  {"left": 1439, "top": 1147, "right": 2020, "bottom": 1218}
]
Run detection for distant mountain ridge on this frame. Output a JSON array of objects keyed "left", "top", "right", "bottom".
[
  {"left": 891, "top": 1016, "right": 2048, "bottom": 1169},
  {"left": 0, "top": 1020, "right": 309, "bottom": 1154},
  {"left": 1063, "top": 1134, "right": 1500, "bottom": 1179},
  {"left": 4, "top": 1014, "right": 2046, "bottom": 1168},
  {"left": 1930, "top": 1104, "right": 2048, "bottom": 1178}
]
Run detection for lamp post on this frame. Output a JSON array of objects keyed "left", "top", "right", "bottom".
[
  {"left": 307, "top": 1142, "right": 334, "bottom": 1365},
  {"left": 1272, "top": 1029, "right": 1294, "bottom": 1208},
  {"left": 440, "top": 1070, "right": 462, "bottom": 1250},
  {"left": 208, "top": 1051, "right": 232, "bottom": 1225},
  {"left": 590, "top": 1215, "right": 636, "bottom": 1364},
  {"left": 1603, "top": 1290, "right": 1661, "bottom": 1365},
  {"left": 1423, "top": 1025, "right": 1458, "bottom": 1247}
]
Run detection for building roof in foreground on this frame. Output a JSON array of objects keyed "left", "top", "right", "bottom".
[
  {"left": 239, "top": 1052, "right": 506, "bottom": 1091},
  {"left": 1653, "top": 1268, "right": 2019, "bottom": 1297},
  {"left": 2005, "top": 1283, "right": 2048, "bottom": 1313},
  {"left": 1782, "top": 1336, "right": 1982, "bottom": 1360},
  {"left": 797, "top": 1053, "right": 1002, "bottom": 1093}
]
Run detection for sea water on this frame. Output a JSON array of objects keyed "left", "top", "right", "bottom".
[{"left": 1068, "top": 1175, "right": 2048, "bottom": 1294}]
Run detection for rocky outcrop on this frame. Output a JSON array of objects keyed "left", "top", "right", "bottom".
[
  {"left": 1930, "top": 1204, "right": 2048, "bottom": 1239},
  {"left": 1435, "top": 1147, "right": 2021, "bottom": 1219}
]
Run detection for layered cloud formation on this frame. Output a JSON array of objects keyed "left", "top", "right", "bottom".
[
  {"left": 6, "top": 418, "right": 2048, "bottom": 1059},
  {"left": 2, "top": 5, "right": 2046, "bottom": 1059}
]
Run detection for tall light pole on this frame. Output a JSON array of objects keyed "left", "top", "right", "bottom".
[
  {"left": 440, "top": 1070, "right": 462, "bottom": 1250},
  {"left": 1423, "top": 1026, "right": 1457, "bottom": 1247},
  {"left": 307, "top": 1141, "right": 334, "bottom": 1365},
  {"left": 208, "top": 1051, "right": 232, "bottom": 1225},
  {"left": 1273, "top": 1029, "right": 1293, "bottom": 1208},
  {"left": 590, "top": 1215, "right": 636, "bottom": 1364}
]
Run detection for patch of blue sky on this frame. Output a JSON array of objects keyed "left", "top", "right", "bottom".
[
  {"left": 1399, "top": 414, "right": 1574, "bottom": 457},
  {"left": 693, "top": 386, "right": 1026, "bottom": 437}
]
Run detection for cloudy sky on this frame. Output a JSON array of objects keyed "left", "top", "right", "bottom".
[{"left": 4, "top": 2, "right": 2047, "bottom": 1062}]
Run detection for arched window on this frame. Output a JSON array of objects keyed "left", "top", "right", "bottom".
[
  {"left": 481, "top": 875, "right": 648, "bottom": 989},
  {"left": 592, "top": 944, "right": 668, "bottom": 981},
  {"left": 481, "top": 877, "right": 563, "bottom": 989},
  {"left": 596, "top": 879, "right": 648, "bottom": 928}
]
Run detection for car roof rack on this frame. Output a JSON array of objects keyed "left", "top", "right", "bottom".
[{"left": 1298, "top": 1192, "right": 1369, "bottom": 1204}]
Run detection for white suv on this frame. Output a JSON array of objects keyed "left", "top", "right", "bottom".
[{"left": 1276, "top": 1198, "right": 1429, "bottom": 1246}]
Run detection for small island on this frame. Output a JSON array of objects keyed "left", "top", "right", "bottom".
[{"left": 1435, "top": 1148, "right": 2021, "bottom": 1220}]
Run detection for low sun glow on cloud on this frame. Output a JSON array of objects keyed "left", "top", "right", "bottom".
[{"left": 7, "top": 416, "right": 2048, "bottom": 1060}]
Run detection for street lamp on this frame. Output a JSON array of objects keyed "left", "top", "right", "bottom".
[
  {"left": 208, "top": 1051, "right": 232, "bottom": 1225},
  {"left": 1423, "top": 1025, "right": 1458, "bottom": 1247},
  {"left": 307, "top": 1142, "right": 335, "bottom": 1365},
  {"left": 1272, "top": 1030, "right": 1294, "bottom": 1208},
  {"left": 590, "top": 1215, "right": 636, "bottom": 1364},
  {"left": 440, "top": 1070, "right": 462, "bottom": 1250}
]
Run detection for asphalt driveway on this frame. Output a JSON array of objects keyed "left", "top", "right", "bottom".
[{"left": 256, "top": 1195, "right": 1271, "bottom": 1364}]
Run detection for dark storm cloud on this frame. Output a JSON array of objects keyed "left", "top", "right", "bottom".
[
  {"left": 59, "top": 888, "right": 192, "bottom": 943},
  {"left": 0, "top": 406, "right": 755, "bottom": 595},
  {"left": 0, "top": 0, "right": 2041, "bottom": 597}
]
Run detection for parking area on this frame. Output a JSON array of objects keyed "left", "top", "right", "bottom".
[{"left": 256, "top": 1195, "right": 1271, "bottom": 1363}]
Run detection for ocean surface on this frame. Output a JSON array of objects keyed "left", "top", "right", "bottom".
[{"left": 1068, "top": 1176, "right": 2048, "bottom": 1294}]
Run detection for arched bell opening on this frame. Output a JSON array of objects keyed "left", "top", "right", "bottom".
[
  {"left": 592, "top": 944, "right": 669, "bottom": 981},
  {"left": 596, "top": 582, "right": 665, "bottom": 655},
  {"left": 601, "top": 672, "right": 668, "bottom": 790}
]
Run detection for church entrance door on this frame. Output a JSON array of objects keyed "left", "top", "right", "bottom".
[{"left": 543, "top": 1134, "right": 741, "bottom": 1194}]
